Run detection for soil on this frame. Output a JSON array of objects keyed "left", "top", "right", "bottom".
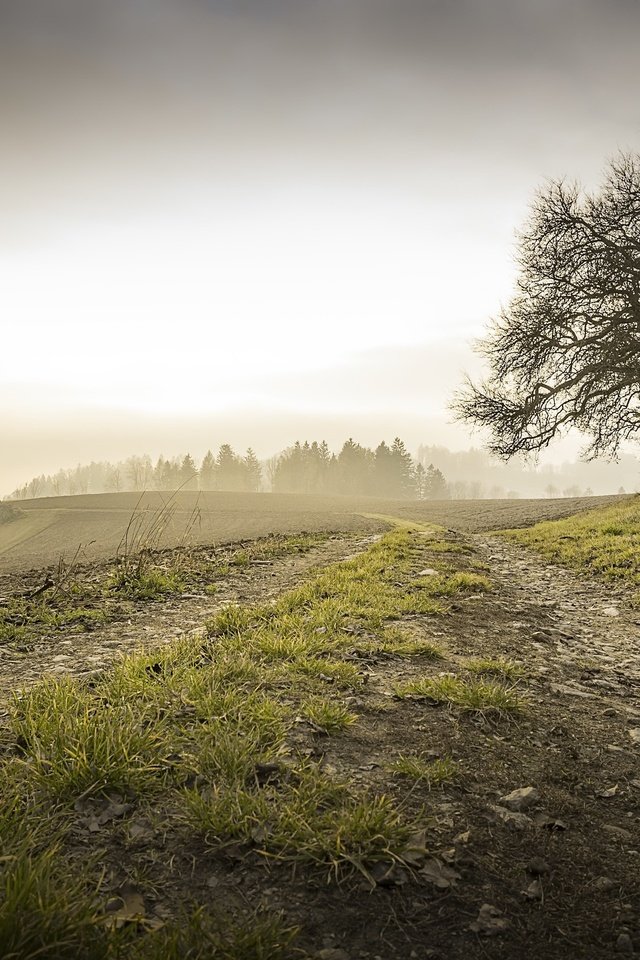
[{"left": 1, "top": 521, "right": 639, "bottom": 959}]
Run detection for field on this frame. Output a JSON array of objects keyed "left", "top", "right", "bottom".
[
  {"left": 0, "top": 490, "right": 620, "bottom": 573},
  {"left": 0, "top": 493, "right": 638, "bottom": 959}
]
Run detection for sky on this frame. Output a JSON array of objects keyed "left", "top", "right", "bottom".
[{"left": 2, "top": 0, "right": 640, "bottom": 494}]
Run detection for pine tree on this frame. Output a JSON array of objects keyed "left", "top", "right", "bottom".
[
  {"left": 390, "top": 437, "right": 415, "bottom": 498},
  {"left": 216, "top": 444, "right": 243, "bottom": 491},
  {"left": 425, "top": 464, "right": 449, "bottom": 499},
  {"left": 244, "top": 448, "right": 262, "bottom": 492},
  {"left": 180, "top": 454, "right": 198, "bottom": 491},
  {"left": 199, "top": 450, "right": 217, "bottom": 490}
]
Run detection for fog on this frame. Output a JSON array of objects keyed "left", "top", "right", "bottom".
[{"left": 2, "top": 0, "right": 640, "bottom": 496}]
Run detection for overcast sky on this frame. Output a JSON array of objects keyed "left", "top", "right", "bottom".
[{"left": 2, "top": 0, "right": 640, "bottom": 493}]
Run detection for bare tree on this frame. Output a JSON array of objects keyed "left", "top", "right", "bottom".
[{"left": 454, "top": 154, "right": 640, "bottom": 458}]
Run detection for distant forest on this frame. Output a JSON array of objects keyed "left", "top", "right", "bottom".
[
  {"left": 6, "top": 438, "right": 447, "bottom": 502},
  {"left": 6, "top": 439, "right": 638, "bottom": 502}
]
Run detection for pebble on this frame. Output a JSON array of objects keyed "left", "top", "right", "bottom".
[
  {"left": 593, "top": 877, "right": 616, "bottom": 892},
  {"left": 615, "top": 933, "right": 634, "bottom": 955},
  {"left": 499, "top": 786, "right": 539, "bottom": 812}
]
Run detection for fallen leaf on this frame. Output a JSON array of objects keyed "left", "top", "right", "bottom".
[
  {"left": 488, "top": 804, "right": 532, "bottom": 830},
  {"left": 369, "top": 861, "right": 408, "bottom": 887},
  {"left": 128, "top": 821, "right": 152, "bottom": 842},
  {"left": 401, "top": 829, "right": 429, "bottom": 865},
  {"left": 596, "top": 785, "right": 619, "bottom": 798},
  {"left": 522, "top": 879, "right": 543, "bottom": 901},
  {"left": 104, "top": 887, "right": 145, "bottom": 929},
  {"left": 469, "top": 904, "right": 511, "bottom": 936},
  {"left": 420, "top": 857, "right": 461, "bottom": 889}
]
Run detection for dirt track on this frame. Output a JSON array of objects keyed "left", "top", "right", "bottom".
[
  {"left": 0, "top": 518, "right": 639, "bottom": 956},
  {"left": 0, "top": 490, "right": 623, "bottom": 573}
]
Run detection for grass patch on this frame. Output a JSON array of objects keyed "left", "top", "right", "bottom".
[
  {"left": 301, "top": 697, "right": 358, "bottom": 734},
  {"left": 465, "top": 657, "right": 525, "bottom": 680},
  {"left": 10, "top": 678, "right": 172, "bottom": 800},
  {"left": 185, "top": 763, "right": 410, "bottom": 878},
  {"left": 127, "top": 910, "right": 298, "bottom": 960},
  {"left": 0, "top": 596, "right": 106, "bottom": 647},
  {"left": 0, "top": 522, "right": 491, "bottom": 953},
  {"left": 108, "top": 564, "right": 183, "bottom": 599},
  {"left": 395, "top": 675, "right": 523, "bottom": 715},
  {"left": 0, "top": 846, "right": 111, "bottom": 960},
  {"left": 388, "top": 755, "right": 457, "bottom": 786},
  {"left": 499, "top": 496, "right": 640, "bottom": 583}
]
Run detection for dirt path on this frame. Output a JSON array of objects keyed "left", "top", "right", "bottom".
[
  {"left": 473, "top": 533, "right": 640, "bottom": 715},
  {"left": 1, "top": 525, "right": 639, "bottom": 956},
  {"left": 0, "top": 533, "right": 375, "bottom": 704}
]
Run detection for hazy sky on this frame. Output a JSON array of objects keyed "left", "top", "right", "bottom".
[{"left": 2, "top": 0, "right": 640, "bottom": 493}]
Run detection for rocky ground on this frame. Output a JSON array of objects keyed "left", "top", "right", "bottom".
[{"left": 0, "top": 526, "right": 639, "bottom": 958}]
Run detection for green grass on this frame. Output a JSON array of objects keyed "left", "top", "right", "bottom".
[
  {"left": 394, "top": 674, "right": 524, "bottom": 715},
  {"left": 465, "top": 657, "right": 525, "bottom": 680},
  {"left": 108, "top": 565, "right": 183, "bottom": 599},
  {"left": 184, "top": 763, "right": 410, "bottom": 878},
  {"left": 126, "top": 911, "right": 298, "bottom": 960},
  {"left": 10, "top": 678, "right": 172, "bottom": 799},
  {"left": 388, "top": 755, "right": 457, "bottom": 786},
  {"left": 300, "top": 697, "right": 358, "bottom": 733},
  {"left": 0, "top": 523, "right": 491, "bottom": 954},
  {"left": 0, "top": 847, "right": 112, "bottom": 960},
  {"left": 499, "top": 496, "right": 640, "bottom": 582},
  {"left": 0, "top": 596, "right": 107, "bottom": 647}
]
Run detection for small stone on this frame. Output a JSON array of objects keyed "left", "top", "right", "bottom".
[
  {"left": 499, "top": 786, "right": 539, "bottom": 812},
  {"left": 593, "top": 877, "right": 616, "bottom": 892},
  {"left": 615, "top": 933, "right": 634, "bottom": 955},
  {"left": 604, "top": 824, "right": 633, "bottom": 840},
  {"left": 526, "top": 857, "right": 551, "bottom": 876},
  {"left": 603, "top": 606, "right": 621, "bottom": 617},
  {"left": 469, "top": 904, "right": 511, "bottom": 936},
  {"left": 522, "top": 879, "right": 543, "bottom": 901},
  {"left": 488, "top": 804, "right": 532, "bottom": 830},
  {"left": 628, "top": 728, "right": 640, "bottom": 745}
]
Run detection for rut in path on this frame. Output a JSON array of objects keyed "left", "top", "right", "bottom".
[
  {"left": 472, "top": 533, "right": 640, "bottom": 717},
  {"left": 0, "top": 533, "right": 377, "bottom": 707}
]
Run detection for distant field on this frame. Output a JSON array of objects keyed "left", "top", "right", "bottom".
[{"left": 0, "top": 490, "right": 623, "bottom": 573}]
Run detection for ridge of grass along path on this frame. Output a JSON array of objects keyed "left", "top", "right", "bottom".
[
  {"left": 498, "top": 495, "right": 640, "bottom": 584},
  {"left": 0, "top": 524, "right": 491, "bottom": 958},
  {"left": 0, "top": 532, "right": 331, "bottom": 651}
]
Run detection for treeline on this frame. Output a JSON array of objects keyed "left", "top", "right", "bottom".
[
  {"left": 6, "top": 437, "right": 449, "bottom": 502},
  {"left": 269, "top": 438, "right": 446, "bottom": 499},
  {"left": 8, "top": 446, "right": 262, "bottom": 500}
]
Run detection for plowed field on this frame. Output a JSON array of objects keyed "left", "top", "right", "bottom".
[{"left": 0, "top": 490, "right": 622, "bottom": 572}]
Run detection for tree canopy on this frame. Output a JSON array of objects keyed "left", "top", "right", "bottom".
[{"left": 454, "top": 154, "right": 640, "bottom": 458}]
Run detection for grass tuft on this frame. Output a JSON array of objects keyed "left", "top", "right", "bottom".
[
  {"left": 388, "top": 754, "right": 457, "bottom": 786},
  {"left": 465, "top": 657, "right": 525, "bottom": 680},
  {"left": 395, "top": 674, "right": 523, "bottom": 715},
  {"left": 10, "top": 678, "right": 171, "bottom": 800}
]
